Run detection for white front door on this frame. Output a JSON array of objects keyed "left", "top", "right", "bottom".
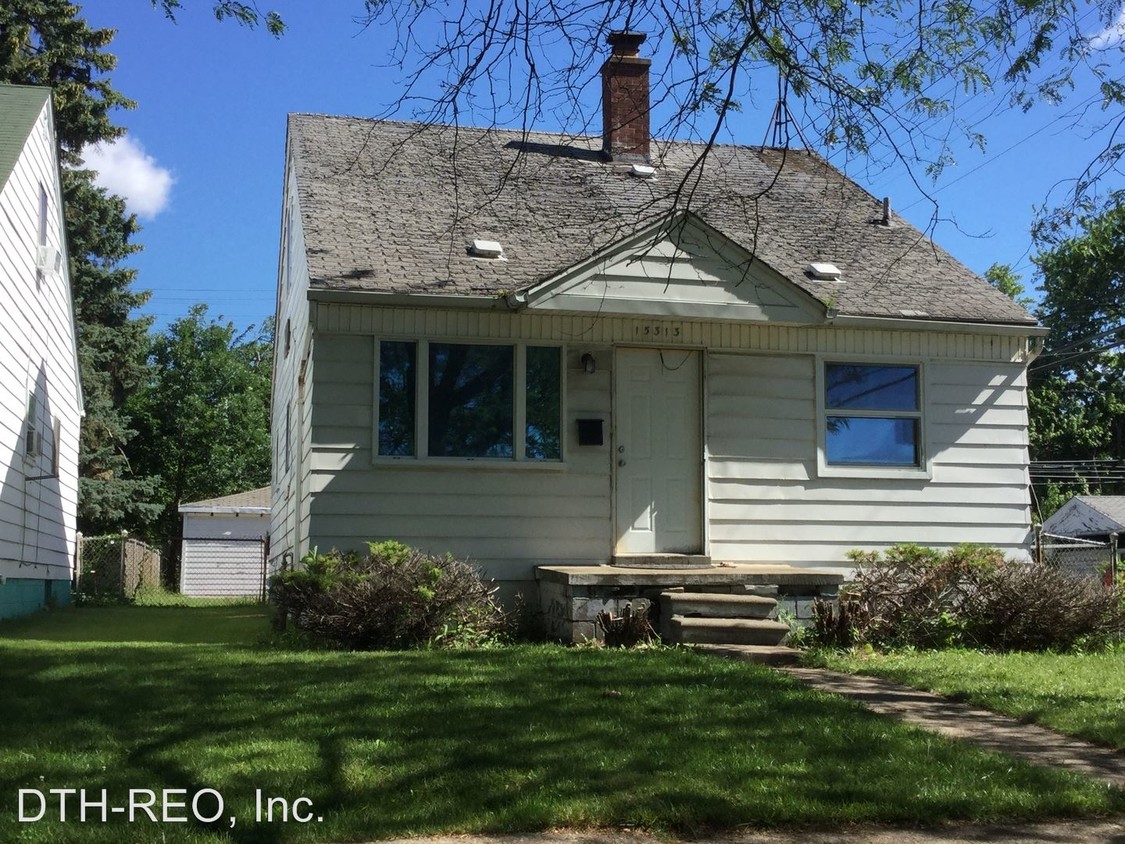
[{"left": 614, "top": 348, "right": 702, "bottom": 554}]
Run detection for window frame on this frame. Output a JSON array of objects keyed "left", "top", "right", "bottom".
[
  {"left": 815, "top": 357, "right": 931, "bottom": 479},
  {"left": 372, "top": 337, "right": 567, "bottom": 468}
]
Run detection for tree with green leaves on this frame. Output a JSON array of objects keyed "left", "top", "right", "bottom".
[
  {"left": 127, "top": 307, "right": 273, "bottom": 568},
  {"left": 985, "top": 263, "right": 1034, "bottom": 310},
  {"left": 1029, "top": 205, "right": 1125, "bottom": 508},
  {"left": 0, "top": 0, "right": 160, "bottom": 533}
]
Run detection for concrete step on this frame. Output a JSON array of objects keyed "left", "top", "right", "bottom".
[
  {"left": 690, "top": 643, "right": 802, "bottom": 666},
  {"left": 660, "top": 591, "right": 777, "bottom": 619},
  {"left": 669, "top": 616, "right": 790, "bottom": 646},
  {"left": 611, "top": 554, "right": 711, "bottom": 569}
]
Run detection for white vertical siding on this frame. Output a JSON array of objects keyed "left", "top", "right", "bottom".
[
  {"left": 181, "top": 512, "right": 269, "bottom": 597},
  {"left": 706, "top": 353, "right": 1032, "bottom": 564},
  {"left": 0, "top": 97, "right": 82, "bottom": 582},
  {"left": 306, "top": 336, "right": 612, "bottom": 585}
]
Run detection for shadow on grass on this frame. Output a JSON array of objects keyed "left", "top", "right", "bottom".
[
  {"left": 0, "top": 605, "right": 269, "bottom": 645},
  {"left": 1, "top": 643, "right": 1122, "bottom": 844}
]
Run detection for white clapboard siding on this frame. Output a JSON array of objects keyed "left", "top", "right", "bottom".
[
  {"left": 0, "top": 89, "right": 82, "bottom": 583},
  {"left": 269, "top": 158, "right": 313, "bottom": 568},
  {"left": 705, "top": 353, "right": 1032, "bottom": 565},
  {"left": 305, "top": 334, "right": 612, "bottom": 580}
]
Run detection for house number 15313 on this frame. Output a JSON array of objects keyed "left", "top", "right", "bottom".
[{"left": 634, "top": 324, "right": 683, "bottom": 338}]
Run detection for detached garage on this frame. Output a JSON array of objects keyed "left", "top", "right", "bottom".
[{"left": 179, "top": 487, "right": 271, "bottom": 598}]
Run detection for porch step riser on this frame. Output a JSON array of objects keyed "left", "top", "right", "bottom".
[
  {"left": 661, "top": 594, "right": 777, "bottom": 620},
  {"left": 670, "top": 619, "right": 789, "bottom": 647},
  {"left": 690, "top": 644, "right": 802, "bottom": 666}
]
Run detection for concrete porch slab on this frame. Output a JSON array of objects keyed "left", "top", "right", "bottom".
[{"left": 536, "top": 563, "right": 845, "bottom": 588}]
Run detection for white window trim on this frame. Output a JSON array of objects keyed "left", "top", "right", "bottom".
[
  {"left": 372, "top": 337, "right": 567, "bottom": 467},
  {"left": 815, "top": 356, "right": 932, "bottom": 480}
]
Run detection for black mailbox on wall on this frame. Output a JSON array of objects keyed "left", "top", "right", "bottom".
[{"left": 576, "top": 418, "right": 604, "bottom": 446}]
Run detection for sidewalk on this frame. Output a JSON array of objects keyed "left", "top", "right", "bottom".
[{"left": 781, "top": 666, "right": 1125, "bottom": 790}]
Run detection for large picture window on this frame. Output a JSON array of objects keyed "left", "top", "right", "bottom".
[
  {"left": 824, "top": 363, "right": 921, "bottom": 467},
  {"left": 378, "top": 340, "right": 562, "bottom": 461}
]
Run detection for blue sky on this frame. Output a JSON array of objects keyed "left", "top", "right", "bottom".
[{"left": 79, "top": 2, "right": 1125, "bottom": 334}]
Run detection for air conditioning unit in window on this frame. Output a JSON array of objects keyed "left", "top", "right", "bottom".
[
  {"left": 36, "top": 245, "right": 61, "bottom": 274},
  {"left": 24, "top": 426, "right": 39, "bottom": 459}
]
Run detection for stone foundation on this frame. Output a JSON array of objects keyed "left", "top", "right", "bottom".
[{"left": 536, "top": 564, "right": 843, "bottom": 643}]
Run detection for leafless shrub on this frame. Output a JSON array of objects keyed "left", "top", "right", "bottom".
[
  {"left": 966, "top": 564, "right": 1125, "bottom": 652},
  {"left": 269, "top": 541, "right": 507, "bottom": 650},
  {"left": 595, "top": 602, "right": 656, "bottom": 648},
  {"left": 818, "top": 544, "right": 1125, "bottom": 652}
]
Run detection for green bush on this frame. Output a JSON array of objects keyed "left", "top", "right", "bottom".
[
  {"left": 269, "top": 541, "right": 507, "bottom": 650},
  {"left": 812, "top": 544, "right": 1125, "bottom": 652}
]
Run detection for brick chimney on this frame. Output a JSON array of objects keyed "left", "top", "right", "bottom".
[{"left": 601, "top": 31, "right": 651, "bottom": 162}]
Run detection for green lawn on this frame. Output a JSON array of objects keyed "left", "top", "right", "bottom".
[
  {"left": 810, "top": 648, "right": 1125, "bottom": 750},
  {"left": 0, "top": 604, "right": 269, "bottom": 644},
  {"left": 1, "top": 608, "right": 1123, "bottom": 844}
]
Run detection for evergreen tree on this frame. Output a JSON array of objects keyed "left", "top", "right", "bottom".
[{"left": 0, "top": 1, "right": 160, "bottom": 533}]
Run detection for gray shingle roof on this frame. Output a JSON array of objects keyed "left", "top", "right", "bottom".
[
  {"left": 179, "top": 486, "right": 271, "bottom": 513},
  {"left": 1075, "top": 496, "right": 1125, "bottom": 531},
  {"left": 0, "top": 85, "right": 49, "bottom": 194},
  {"left": 289, "top": 115, "right": 1036, "bottom": 326}
]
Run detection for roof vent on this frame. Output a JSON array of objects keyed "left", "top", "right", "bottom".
[
  {"left": 630, "top": 163, "right": 656, "bottom": 178},
  {"left": 806, "top": 262, "right": 841, "bottom": 281},
  {"left": 468, "top": 239, "right": 504, "bottom": 259}
]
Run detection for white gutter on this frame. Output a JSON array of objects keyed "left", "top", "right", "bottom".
[
  {"left": 177, "top": 506, "right": 271, "bottom": 516},
  {"left": 307, "top": 288, "right": 506, "bottom": 310},
  {"left": 829, "top": 314, "right": 1048, "bottom": 337}
]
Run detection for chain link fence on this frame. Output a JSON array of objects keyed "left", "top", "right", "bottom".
[
  {"left": 76, "top": 533, "right": 271, "bottom": 605},
  {"left": 75, "top": 533, "right": 162, "bottom": 603},
  {"left": 1033, "top": 529, "right": 1119, "bottom": 586}
]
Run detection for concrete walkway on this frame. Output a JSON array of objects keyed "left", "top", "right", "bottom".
[{"left": 781, "top": 667, "right": 1125, "bottom": 790}]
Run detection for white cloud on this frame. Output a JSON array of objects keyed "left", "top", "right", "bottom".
[
  {"left": 81, "top": 136, "right": 174, "bottom": 219},
  {"left": 1089, "top": 5, "right": 1125, "bottom": 50}
]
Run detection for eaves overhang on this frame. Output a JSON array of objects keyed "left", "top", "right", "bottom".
[
  {"left": 307, "top": 288, "right": 507, "bottom": 310},
  {"left": 829, "top": 313, "right": 1048, "bottom": 337}
]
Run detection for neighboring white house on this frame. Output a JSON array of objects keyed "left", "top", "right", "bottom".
[
  {"left": 179, "top": 487, "right": 271, "bottom": 598},
  {"left": 271, "top": 33, "right": 1045, "bottom": 604},
  {"left": 0, "top": 85, "right": 83, "bottom": 620}
]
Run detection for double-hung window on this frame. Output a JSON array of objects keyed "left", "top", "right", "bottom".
[
  {"left": 377, "top": 340, "right": 562, "bottom": 462},
  {"left": 823, "top": 363, "right": 923, "bottom": 470}
]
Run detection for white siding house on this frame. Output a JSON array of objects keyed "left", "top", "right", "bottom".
[
  {"left": 179, "top": 487, "right": 271, "bottom": 597},
  {"left": 271, "top": 35, "right": 1044, "bottom": 605},
  {"left": 0, "top": 85, "right": 83, "bottom": 619}
]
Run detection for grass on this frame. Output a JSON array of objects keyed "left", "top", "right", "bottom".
[
  {"left": 1, "top": 608, "right": 1123, "bottom": 843},
  {"left": 809, "top": 647, "right": 1125, "bottom": 751},
  {"left": 0, "top": 604, "right": 269, "bottom": 644},
  {"left": 132, "top": 586, "right": 265, "bottom": 609}
]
